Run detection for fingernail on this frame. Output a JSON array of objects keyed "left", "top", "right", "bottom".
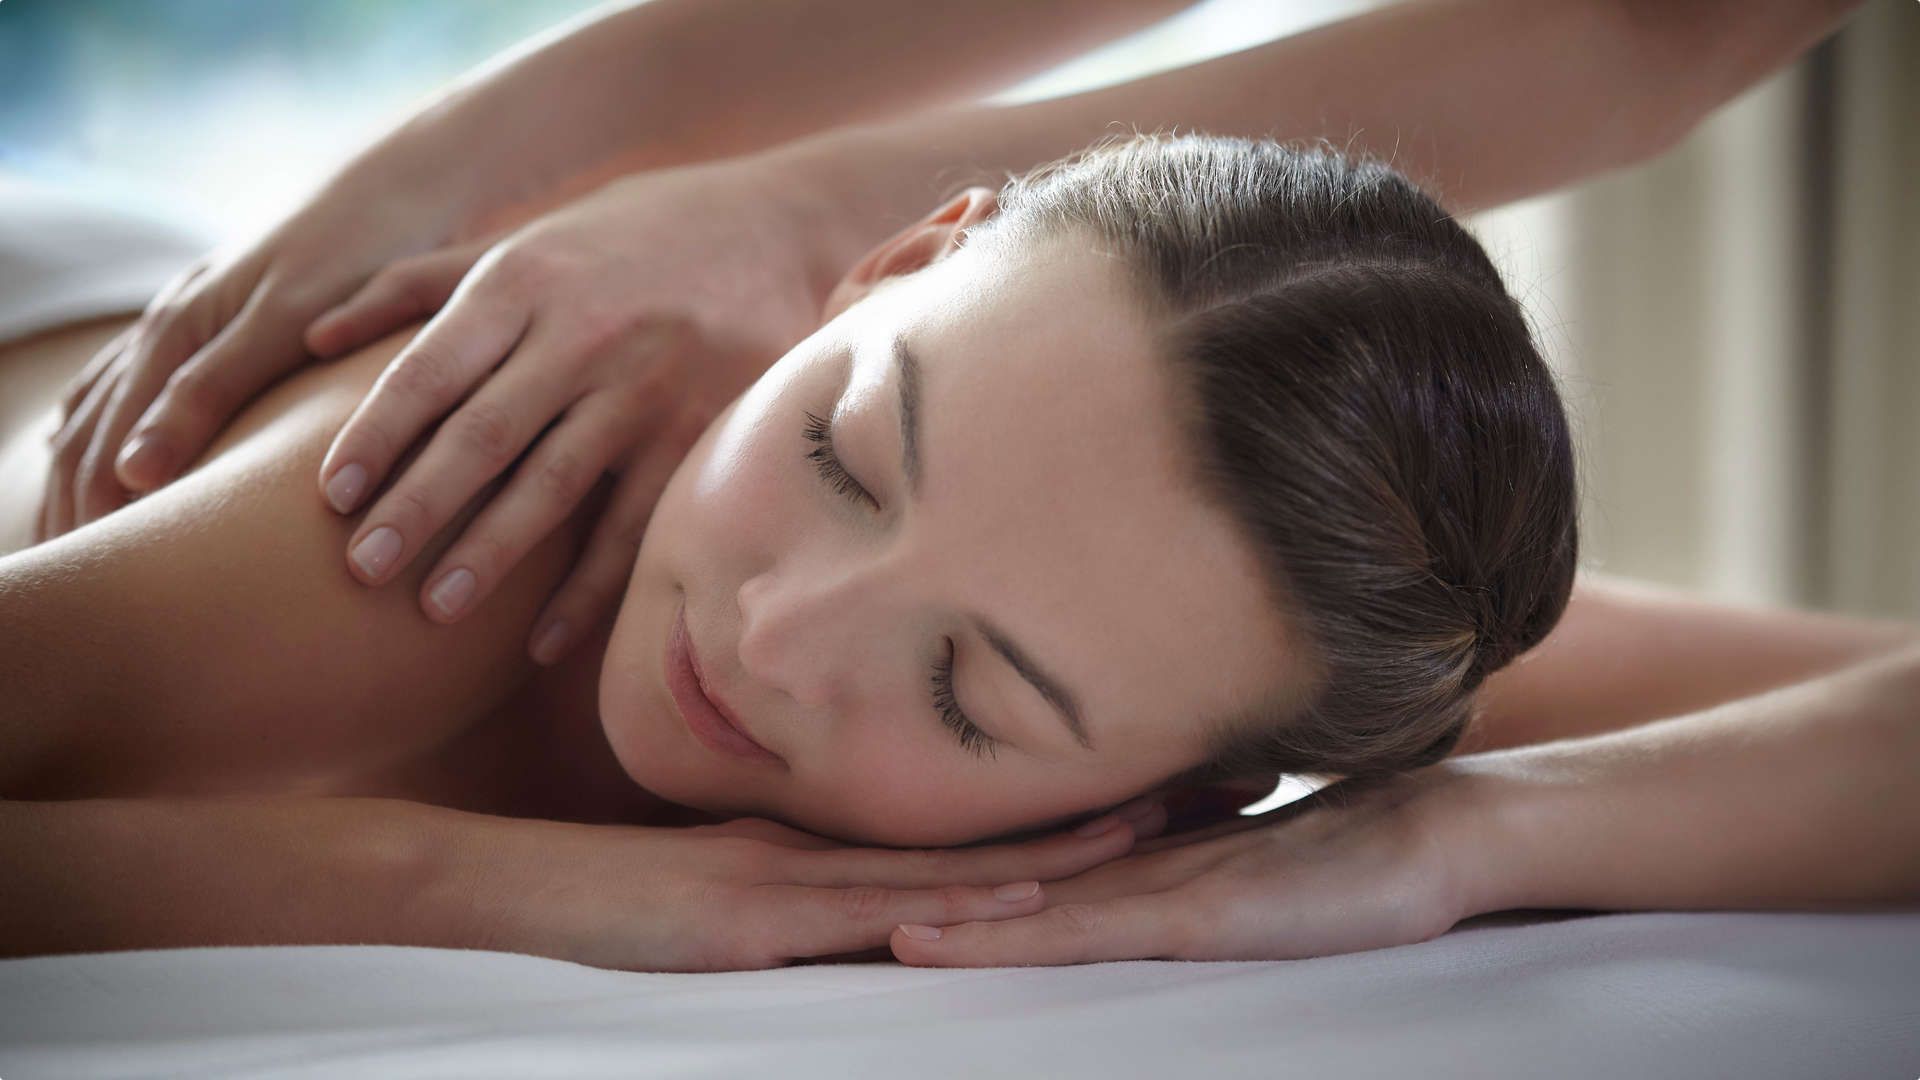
[
  {"left": 117, "top": 432, "right": 171, "bottom": 487},
  {"left": 993, "top": 880, "right": 1040, "bottom": 902},
  {"left": 1075, "top": 813, "right": 1122, "bottom": 838},
  {"left": 350, "top": 525, "right": 403, "bottom": 580},
  {"left": 1115, "top": 796, "right": 1162, "bottom": 822},
  {"left": 427, "top": 568, "right": 476, "bottom": 619},
  {"left": 899, "top": 924, "right": 943, "bottom": 941},
  {"left": 530, "top": 619, "right": 572, "bottom": 665},
  {"left": 326, "top": 463, "right": 367, "bottom": 514}
]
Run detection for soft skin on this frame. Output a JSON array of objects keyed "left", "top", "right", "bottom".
[
  {"left": 0, "top": 175, "right": 1287, "bottom": 854},
  {"left": 601, "top": 188, "right": 1297, "bottom": 848}
]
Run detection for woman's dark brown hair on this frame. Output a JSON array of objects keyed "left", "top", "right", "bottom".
[{"left": 977, "top": 131, "right": 1580, "bottom": 791}]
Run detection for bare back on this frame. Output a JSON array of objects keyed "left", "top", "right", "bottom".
[{"left": 0, "top": 317, "right": 672, "bottom": 825}]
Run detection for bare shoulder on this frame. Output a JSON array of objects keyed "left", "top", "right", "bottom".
[{"left": 2, "top": 325, "right": 599, "bottom": 803}]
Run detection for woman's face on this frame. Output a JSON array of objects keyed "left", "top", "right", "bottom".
[{"left": 601, "top": 212, "right": 1296, "bottom": 847}]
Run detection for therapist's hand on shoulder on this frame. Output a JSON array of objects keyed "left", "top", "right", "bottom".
[
  {"left": 309, "top": 161, "right": 822, "bottom": 663},
  {"left": 36, "top": 157, "right": 471, "bottom": 543}
]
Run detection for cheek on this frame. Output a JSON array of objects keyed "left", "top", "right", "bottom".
[
  {"left": 641, "top": 397, "right": 800, "bottom": 570},
  {"left": 789, "top": 741, "right": 1080, "bottom": 848}
]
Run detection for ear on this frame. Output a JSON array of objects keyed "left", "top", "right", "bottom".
[{"left": 820, "top": 185, "right": 1000, "bottom": 323}]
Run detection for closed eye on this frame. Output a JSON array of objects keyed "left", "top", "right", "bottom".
[
  {"left": 801, "top": 408, "right": 995, "bottom": 759},
  {"left": 802, "top": 410, "right": 878, "bottom": 510}
]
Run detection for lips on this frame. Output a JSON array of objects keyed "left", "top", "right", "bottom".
[{"left": 668, "top": 601, "right": 782, "bottom": 764}]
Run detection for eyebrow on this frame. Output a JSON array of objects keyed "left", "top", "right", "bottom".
[{"left": 888, "top": 338, "right": 1095, "bottom": 753}]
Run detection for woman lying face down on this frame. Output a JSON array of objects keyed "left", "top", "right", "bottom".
[{"left": 2, "top": 134, "right": 1578, "bottom": 851}]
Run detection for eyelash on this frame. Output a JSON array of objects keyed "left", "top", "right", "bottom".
[
  {"left": 801, "top": 410, "right": 878, "bottom": 509},
  {"left": 933, "top": 639, "right": 997, "bottom": 760},
  {"left": 801, "top": 409, "right": 996, "bottom": 759}
]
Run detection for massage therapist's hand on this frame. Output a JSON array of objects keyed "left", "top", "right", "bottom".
[
  {"left": 457, "top": 805, "right": 1158, "bottom": 974},
  {"left": 311, "top": 162, "right": 823, "bottom": 663},
  {"left": 887, "top": 768, "right": 1483, "bottom": 966},
  {"left": 34, "top": 143, "right": 488, "bottom": 543}
]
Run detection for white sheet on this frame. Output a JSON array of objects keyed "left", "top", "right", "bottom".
[{"left": 3, "top": 908, "right": 1916, "bottom": 1078}]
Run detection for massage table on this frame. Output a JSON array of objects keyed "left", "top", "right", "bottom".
[{"left": 5, "top": 178, "right": 1916, "bottom": 1080}]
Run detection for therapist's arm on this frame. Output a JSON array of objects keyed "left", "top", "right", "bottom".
[
  {"left": 414, "top": 0, "right": 1196, "bottom": 228},
  {"left": 759, "top": 0, "right": 1861, "bottom": 306}
]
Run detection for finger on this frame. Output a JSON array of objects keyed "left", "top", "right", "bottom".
[
  {"left": 304, "top": 241, "right": 489, "bottom": 358},
  {"left": 524, "top": 403, "right": 695, "bottom": 664},
  {"left": 318, "top": 275, "right": 530, "bottom": 519},
  {"left": 71, "top": 355, "right": 166, "bottom": 526},
  {"left": 80, "top": 255, "right": 223, "bottom": 483},
  {"left": 687, "top": 817, "right": 847, "bottom": 850},
  {"left": 115, "top": 290, "right": 319, "bottom": 491},
  {"left": 890, "top": 889, "right": 1196, "bottom": 968},
  {"left": 776, "top": 804, "right": 1153, "bottom": 891},
  {"left": 753, "top": 878, "right": 1053, "bottom": 962},
  {"left": 52, "top": 325, "right": 134, "bottom": 432},
  {"left": 76, "top": 291, "right": 216, "bottom": 506},
  {"left": 416, "top": 389, "right": 631, "bottom": 623},
  {"left": 40, "top": 361, "right": 121, "bottom": 540},
  {"left": 341, "top": 323, "right": 575, "bottom": 587}
]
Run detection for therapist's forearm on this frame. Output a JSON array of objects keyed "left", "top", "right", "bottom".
[
  {"left": 767, "top": 0, "right": 1858, "bottom": 305},
  {"left": 384, "top": 0, "right": 1192, "bottom": 231},
  {"left": 1440, "top": 644, "right": 1920, "bottom": 917}
]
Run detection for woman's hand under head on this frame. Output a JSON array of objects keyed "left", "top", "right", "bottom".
[{"left": 596, "top": 184, "right": 1303, "bottom": 849}]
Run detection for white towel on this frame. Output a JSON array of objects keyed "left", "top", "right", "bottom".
[{"left": 0, "top": 174, "right": 213, "bottom": 345}]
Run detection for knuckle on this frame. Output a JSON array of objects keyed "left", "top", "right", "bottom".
[
  {"left": 164, "top": 364, "right": 226, "bottom": 417},
  {"left": 387, "top": 340, "right": 460, "bottom": 401},
  {"left": 535, "top": 448, "right": 598, "bottom": 504},
  {"left": 340, "top": 422, "right": 399, "bottom": 474},
  {"left": 936, "top": 884, "right": 975, "bottom": 913},
  {"left": 454, "top": 401, "right": 519, "bottom": 465},
  {"left": 492, "top": 247, "right": 555, "bottom": 292},
  {"left": 838, "top": 885, "right": 894, "bottom": 922},
  {"left": 1049, "top": 903, "right": 1105, "bottom": 937},
  {"left": 385, "top": 484, "right": 438, "bottom": 533}
]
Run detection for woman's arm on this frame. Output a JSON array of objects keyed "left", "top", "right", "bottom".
[
  {"left": 1464, "top": 571, "right": 1920, "bottom": 754},
  {"left": 0, "top": 795, "right": 472, "bottom": 957},
  {"left": 1440, "top": 642, "right": 1920, "bottom": 914},
  {"left": 757, "top": 0, "right": 1859, "bottom": 308}
]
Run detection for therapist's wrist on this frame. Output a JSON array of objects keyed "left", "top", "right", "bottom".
[{"left": 748, "top": 116, "right": 1010, "bottom": 318}]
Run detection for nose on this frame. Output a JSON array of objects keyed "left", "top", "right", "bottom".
[{"left": 736, "top": 555, "right": 905, "bottom": 711}]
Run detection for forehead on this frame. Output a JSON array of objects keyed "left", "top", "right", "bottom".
[{"left": 844, "top": 233, "right": 1293, "bottom": 758}]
